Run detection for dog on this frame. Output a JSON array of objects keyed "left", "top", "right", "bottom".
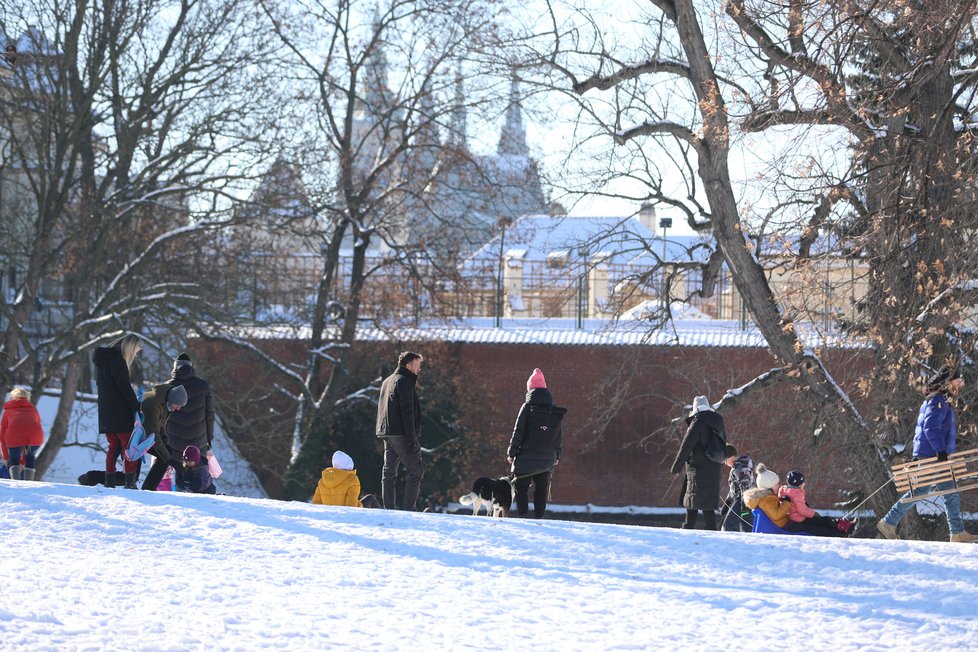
[{"left": 458, "top": 476, "right": 513, "bottom": 517}]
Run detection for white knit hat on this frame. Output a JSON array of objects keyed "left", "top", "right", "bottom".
[
  {"left": 755, "top": 463, "right": 779, "bottom": 490},
  {"left": 332, "top": 450, "right": 354, "bottom": 471},
  {"left": 688, "top": 395, "right": 712, "bottom": 417}
]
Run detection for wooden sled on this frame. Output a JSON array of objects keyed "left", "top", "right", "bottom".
[{"left": 890, "top": 448, "right": 978, "bottom": 503}]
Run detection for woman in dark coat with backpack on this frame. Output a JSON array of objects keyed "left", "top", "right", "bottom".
[
  {"left": 507, "top": 368, "right": 567, "bottom": 519},
  {"left": 670, "top": 395, "right": 725, "bottom": 530},
  {"left": 92, "top": 333, "right": 142, "bottom": 488}
]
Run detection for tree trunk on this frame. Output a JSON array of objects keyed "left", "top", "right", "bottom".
[{"left": 34, "top": 354, "right": 84, "bottom": 478}]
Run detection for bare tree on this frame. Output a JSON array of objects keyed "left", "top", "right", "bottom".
[
  {"left": 0, "top": 0, "right": 279, "bottom": 475},
  {"left": 503, "top": 0, "right": 978, "bottom": 534},
  {"left": 184, "top": 0, "right": 511, "bottom": 499}
]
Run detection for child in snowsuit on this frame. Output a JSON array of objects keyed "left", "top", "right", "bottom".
[
  {"left": 312, "top": 450, "right": 362, "bottom": 507},
  {"left": 1, "top": 387, "right": 44, "bottom": 481},
  {"left": 778, "top": 470, "right": 854, "bottom": 537},
  {"left": 720, "top": 445, "right": 754, "bottom": 532},
  {"left": 176, "top": 445, "right": 215, "bottom": 494},
  {"left": 742, "top": 463, "right": 793, "bottom": 527}
]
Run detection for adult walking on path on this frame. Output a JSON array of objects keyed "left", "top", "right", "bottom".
[
  {"left": 1, "top": 387, "right": 44, "bottom": 481},
  {"left": 375, "top": 351, "right": 425, "bottom": 511},
  {"left": 93, "top": 333, "right": 142, "bottom": 489},
  {"left": 507, "top": 368, "right": 566, "bottom": 518},
  {"left": 670, "top": 395, "right": 725, "bottom": 530},
  {"left": 877, "top": 365, "right": 977, "bottom": 543}
]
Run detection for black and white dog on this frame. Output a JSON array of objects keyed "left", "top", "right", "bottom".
[{"left": 459, "top": 476, "right": 513, "bottom": 517}]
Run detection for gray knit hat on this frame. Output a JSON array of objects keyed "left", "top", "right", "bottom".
[{"left": 166, "top": 384, "right": 188, "bottom": 408}]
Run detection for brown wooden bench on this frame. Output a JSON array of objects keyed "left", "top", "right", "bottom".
[{"left": 890, "top": 448, "right": 978, "bottom": 502}]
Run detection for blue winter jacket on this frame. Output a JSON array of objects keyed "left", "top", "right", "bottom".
[{"left": 912, "top": 393, "right": 957, "bottom": 459}]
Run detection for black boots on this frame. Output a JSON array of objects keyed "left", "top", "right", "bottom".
[
  {"left": 104, "top": 471, "right": 115, "bottom": 488},
  {"left": 124, "top": 472, "right": 137, "bottom": 489}
]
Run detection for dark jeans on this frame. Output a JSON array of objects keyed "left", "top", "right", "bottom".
[
  {"left": 683, "top": 509, "right": 717, "bottom": 530},
  {"left": 514, "top": 471, "right": 551, "bottom": 518},
  {"left": 783, "top": 515, "right": 845, "bottom": 537},
  {"left": 6, "top": 445, "right": 38, "bottom": 469},
  {"left": 381, "top": 437, "right": 424, "bottom": 511}
]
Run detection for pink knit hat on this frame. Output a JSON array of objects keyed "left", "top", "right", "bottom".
[{"left": 527, "top": 368, "right": 547, "bottom": 390}]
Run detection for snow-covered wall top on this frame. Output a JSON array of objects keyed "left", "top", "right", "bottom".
[{"left": 235, "top": 317, "right": 865, "bottom": 349}]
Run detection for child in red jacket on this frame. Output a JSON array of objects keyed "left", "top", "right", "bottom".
[
  {"left": 778, "top": 470, "right": 854, "bottom": 537},
  {"left": 1, "top": 388, "right": 44, "bottom": 481}
]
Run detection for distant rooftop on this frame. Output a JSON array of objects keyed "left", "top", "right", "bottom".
[
  {"left": 237, "top": 316, "right": 863, "bottom": 349},
  {"left": 467, "top": 214, "right": 712, "bottom": 268}
]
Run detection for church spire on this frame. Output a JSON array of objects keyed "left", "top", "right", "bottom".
[
  {"left": 497, "top": 72, "right": 527, "bottom": 156},
  {"left": 359, "top": 9, "right": 390, "bottom": 116},
  {"left": 414, "top": 77, "right": 440, "bottom": 147},
  {"left": 448, "top": 63, "right": 467, "bottom": 148}
]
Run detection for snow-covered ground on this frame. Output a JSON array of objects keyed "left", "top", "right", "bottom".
[{"left": 2, "top": 480, "right": 976, "bottom": 651}]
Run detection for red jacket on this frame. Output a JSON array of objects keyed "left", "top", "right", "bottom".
[{"left": 1, "top": 398, "right": 44, "bottom": 460}]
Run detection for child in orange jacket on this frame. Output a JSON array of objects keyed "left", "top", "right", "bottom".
[
  {"left": 312, "top": 450, "right": 362, "bottom": 507},
  {"left": 743, "top": 463, "right": 793, "bottom": 527}
]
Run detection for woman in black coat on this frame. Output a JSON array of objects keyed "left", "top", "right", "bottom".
[
  {"left": 92, "top": 333, "right": 142, "bottom": 488},
  {"left": 670, "top": 395, "right": 724, "bottom": 530},
  {"left": 507, "top": 368, "right": 566, "bottom": 518}
]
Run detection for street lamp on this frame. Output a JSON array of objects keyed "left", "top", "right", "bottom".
[
  {"left": 495, "top": 216, "right": 512, "bottom": 328},
  {"left": 659, "top": 215, "right": 672, "bottom": 306},
  {"left": 576, "top": 246, "right": 589, "bottom": 329}
]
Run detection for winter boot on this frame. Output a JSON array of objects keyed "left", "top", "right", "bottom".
[
  {"left": 8, "top": 465, "right": 22, "bottom": 481},
  {"left": 837, "top": 517, "right": 856, "bottom": 535},
  {"left": 103, "top": 470, "right": 115, "bottom": 488},
  {"left": 876, "top": 520, "right": 897, "bottom": 539},
  {"left": 21, "top": 468, "right": 35, "bottom": 481},
  {"left": 950, "top": 530, "right": 978, "bottom": 543},
  {"left": 123, "top": 472, "right": 137, "bottom": 489}
]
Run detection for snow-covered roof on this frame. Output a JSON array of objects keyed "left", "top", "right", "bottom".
[{"left": 466, "top": 214, "right": 711, "bottom": 268}]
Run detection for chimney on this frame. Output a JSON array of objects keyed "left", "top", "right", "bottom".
[{"left": 638, "top": 202, "right": 657, "bottom": 231}]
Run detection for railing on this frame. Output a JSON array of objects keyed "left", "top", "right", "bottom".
[{"left": 1, "top": 250, "right": 863, "bottom": 333}]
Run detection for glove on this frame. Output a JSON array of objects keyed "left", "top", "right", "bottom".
[{"left": 937, "top": 451, "right": 948, "bottom": 462}]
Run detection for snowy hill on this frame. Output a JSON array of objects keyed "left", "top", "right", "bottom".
[{"left": 2, "top": 481, "right": 977, "bottom": 650}]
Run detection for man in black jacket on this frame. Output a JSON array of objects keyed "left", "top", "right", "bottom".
[
  {"left": 375, "top": 351, "right": 425, "bottom": 510},
  {"left": 166, "top": 353, "right": 215, "bottom": 486}
]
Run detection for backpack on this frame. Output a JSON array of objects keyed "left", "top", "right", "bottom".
[
  {"left": 124, "top": 387, "right": 155, "bottom": 463},
  {"left": 703, "top": 423, "right": 727, "bottom": 464}
]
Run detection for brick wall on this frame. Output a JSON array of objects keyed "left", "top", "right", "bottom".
[
  {"left": 196, "top": 336, "right": 977, "bottom": 512},
  {"left": 454, "top": 343, "right": 871, "bottom": 509}
]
